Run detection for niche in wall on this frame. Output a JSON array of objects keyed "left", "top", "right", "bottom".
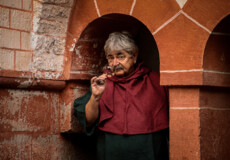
[
  {"left": 70, "top": 13, "right": 159, "bottom": 80},
  {"left": 203, "top": 14, "right": 230, "bottom": 86}
]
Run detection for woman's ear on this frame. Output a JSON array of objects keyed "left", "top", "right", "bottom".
[{"left": 134, "top": 52, "right": 138, "bottom": 64}]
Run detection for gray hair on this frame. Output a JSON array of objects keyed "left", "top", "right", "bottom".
[{"left": 104, "top": 31, "right": 138, "bottom": 56}]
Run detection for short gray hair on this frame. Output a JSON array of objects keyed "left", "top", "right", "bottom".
[{"left": 104, "top": 31, "right": 138, "bottom": 56}]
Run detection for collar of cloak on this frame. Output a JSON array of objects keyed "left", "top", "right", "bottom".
[{"left": 99, "top": 62, "right": 152, "bottom": 124}]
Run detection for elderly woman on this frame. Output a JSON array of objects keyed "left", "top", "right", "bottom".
[{"left": 74, "top": 32, "right": 169, "bottom": 160}]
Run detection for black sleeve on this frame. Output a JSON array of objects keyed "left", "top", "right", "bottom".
[{"left": 73, "top": 88, "right": 98, "bottom": 136}]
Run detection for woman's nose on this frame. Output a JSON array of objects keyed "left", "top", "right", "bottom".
[{"left": 112, "top": 58, "right": 119, "bottom": 66}]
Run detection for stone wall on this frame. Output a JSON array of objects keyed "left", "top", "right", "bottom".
[{"left": 0, "top": 0, "right": 230, "bottom": 159}]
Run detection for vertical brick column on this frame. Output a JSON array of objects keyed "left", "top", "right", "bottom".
[{"left": 169, "top": 88, "right": 201, "bottom": 159}]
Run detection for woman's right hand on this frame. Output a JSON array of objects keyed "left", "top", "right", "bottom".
[{"left": 91, "top": 74, "right": 107, "bottom": 101}]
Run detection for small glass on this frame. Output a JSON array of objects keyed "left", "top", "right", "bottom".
[{"left": 95, "top": 65, "right": 114, "bottom": 85}]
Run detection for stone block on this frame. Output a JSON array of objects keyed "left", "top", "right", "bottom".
[
  {"left": 0, "top": 90, "right": 59, "bottom": 132},
  {"left": 0, "top": 134, "right": 32, "bottom": 160},
  {"left": 0, "top": 28, "right": 20, "bottom": 49},
  {"left": 15, "top": 51, "right": 33, "bottom": 71},
  {"left": 31, "top": 53, "right": 64, "bottom": 72},
  {"left": 0, "top": 0, "right": 22, "bottom": 9},
  {"left": 36, "top": 19, "right": 68, "bottom": 36},
  {"left": 0, "top": 7, "right": 9, "bottom": 27},
  {"left": 40, "top": 3, "right": 71, "bottom": 20},
  {"left": 32, "top": 135, "right": 70, "bottom": 159},
  {"left": 40, "top": 0, "right": 74, "bottom": 7},
  {"left": 11, "top": 9, "right": 32, "bottom": 31},
  {"left": 0, "top": 49, "right": 14, "bottom": 70},
  {"left": 21, "top": 32, "right": 33, "bottom": 50},
  {"left": 23, "top": 0, "right": 32, "bottom": 11},
  {"left": 32, "top": 35, "right": 65, "bottom": 55}
]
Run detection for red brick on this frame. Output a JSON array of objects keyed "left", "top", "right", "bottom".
[
  {"left": 60, "top": 85, "right": 74, "bottom": 132},
  {"left": 97, "top": 0, "right": 133, "bottom": 16},
  {"left": 155, "top": 14, "right": 209, "bottom": 71},
  {"left": 160, "top": 71, "right": 203, "bottom": 86},
  {"left": 0, "top": 90, "right": 59, "bottom": 132},
  {"left": 203, "top": 72, "right": 230, "bottom": 87},
  {"left": 170, "top": 109, "right": 201, "bottom": 160},
  {"left": 67, "top": 0, "right": 98, "bottom": 39},
  {"left": 32, "top": 134, "right": 70, "bottom": 159},
  {"left": 200, "top": 109, "right": 230, "bottom": 160},
  {"left": 183, "top": 0, "right": 230, "bottom": 31},
  {"left": 60, "top": 82, "right": 89, "bottom": 132},
  {"left": 133, "top": 0, "right": 180, "bottom": 33},
  {"left": 0, "top": 133, "right": 32, "bottom": 160},
  {"left": 169, "top": 88, "right": 200, "bottom": 108},
  {"left": 200, "top": 87, "right": 230, "bottom": 109}
]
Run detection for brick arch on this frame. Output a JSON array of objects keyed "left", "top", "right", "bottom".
[
  {"left": 69, "top": 13, "right": 160, "bottom": 80},
  {"left": 183, "top": 0, "right": 230, "bottom": 32},
  {"left": 64, "top": 0, "right": 181, "bottom": 79}
]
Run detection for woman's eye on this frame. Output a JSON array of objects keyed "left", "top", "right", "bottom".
[
  {"left": 118, "top": 55, "right": 125, "bottom": 59},
  {"left": 107, "top": 56, "right": 114, "bottom": 60}
]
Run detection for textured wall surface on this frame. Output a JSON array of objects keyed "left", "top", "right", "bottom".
[{"left": 0, "top": 0, "right": 230, "bottom": 159}]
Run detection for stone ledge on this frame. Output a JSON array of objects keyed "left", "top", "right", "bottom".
[
  {"left": 160, "top": 71, "right": 203, "bottom": 86},
  {"left": 0, "top": 77, "right": 66, "bottom": 90},
  {"left": 161, "top": 71, "right": 230, "bottom": 87},
  {"left": 69, "top": 72, "right": 96, "bottom": 80},
  {"left": 203, "top": 71, "right": 230, "bottom": 87}
]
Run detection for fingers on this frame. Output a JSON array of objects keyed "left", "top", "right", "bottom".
[
  {"left": 91, "top": 74, "right": 108, "bottom": 87},
  {"left": 91, "top": 76, "right": 98, "bottom": 84},
  {"left": 91, "top": 74, "right": 107, "bottom": 84},
  {"left": 91, "top": 74, "right": 107, "bottom": 99}
]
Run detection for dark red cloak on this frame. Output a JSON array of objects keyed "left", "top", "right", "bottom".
[{"left": 98, "top": 63, "right": 169, "bottom": 135}]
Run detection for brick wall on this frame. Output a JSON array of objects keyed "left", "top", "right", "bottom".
[
  {"left": 0, "top": 0, "right": 230, "bottom": 159},
  {"left": 0, "top": 0, "right": 82, "bottom": 159}
]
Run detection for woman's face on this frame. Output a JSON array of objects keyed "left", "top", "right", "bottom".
[{"left": 106, "top": 50, "right": 137, "bottom": 77}]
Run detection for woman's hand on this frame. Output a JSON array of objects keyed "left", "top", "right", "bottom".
[
  {"left": 85, "top": 74, "right": 107, "bottom": 126},
  {"left": 91, "top": 74, "right": 107, "bottom": 101}
]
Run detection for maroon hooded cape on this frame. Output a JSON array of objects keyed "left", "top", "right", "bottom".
[{"left": 98, "top": 63, "right": 169, "bottom": 135}]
